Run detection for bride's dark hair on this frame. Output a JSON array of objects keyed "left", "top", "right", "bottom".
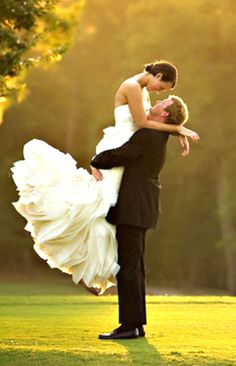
[{"left": 145, "top": 60, "right": 178, "bottom": 87}]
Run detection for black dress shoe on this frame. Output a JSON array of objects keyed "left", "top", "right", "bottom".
[
  {"left": 138, "top": 325, "right": 145, "bottom": 337},
  {"left": 98, "top": 328, "right": 139, "bottom": 340}
]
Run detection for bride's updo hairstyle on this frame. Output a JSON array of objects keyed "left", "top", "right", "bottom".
[
  {"left": 165, "top": 96, "right": 189, "bottom": 125},
  {"left": 145, "top": 60, "right": 178, "bottom": 87}
]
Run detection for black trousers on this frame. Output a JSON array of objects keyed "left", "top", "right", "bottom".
[{"left": 116, "top": 224, "right": 147, "bottom": 326}]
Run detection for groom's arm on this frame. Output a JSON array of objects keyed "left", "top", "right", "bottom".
[
  {"left": 91, "top": 129, "right": 167, "bottom": 169},
  {"left": 91, "top": 140, "right": 144, "bottom": 169}
]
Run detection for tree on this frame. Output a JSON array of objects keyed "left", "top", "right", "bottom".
[{"left": 0, "top": 0, "right": 83, "bottom": 123}]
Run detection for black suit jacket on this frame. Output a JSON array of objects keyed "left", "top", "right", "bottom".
[{"left": 91, "top": 128, "right": 169, "bottom": 229}]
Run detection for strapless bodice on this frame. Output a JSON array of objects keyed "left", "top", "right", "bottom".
[
  {"left": 114, "top": 101, "right": 150, "bottom": 131},
  {"left": 95, "top": 100, "right": 151, "bottom": 155}
]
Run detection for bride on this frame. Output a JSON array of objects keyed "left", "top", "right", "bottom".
[{"left": 11, "top": 60, "right": 199, "bottom": 294}]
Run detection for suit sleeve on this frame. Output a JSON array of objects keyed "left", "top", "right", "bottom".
[
  {"left": 90, "top": 139, "right": 145, "bottom": 169},
  {"left": 91, "top": 128, "right": 168, "bottom": 170}
]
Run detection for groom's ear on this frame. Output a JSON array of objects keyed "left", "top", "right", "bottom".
[{"left": 161, "top": 111, "right": 169, "bottom": 117}]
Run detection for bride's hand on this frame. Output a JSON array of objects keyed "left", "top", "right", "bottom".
[
  {"left": 177, "top": 125, "right": 200, "bottom": 142},
  {"left": 90, "top": 166, "right": 103, "bottom": 181},
  {"left": 179, "top": 135, "right": 190, "bottom": 157}
]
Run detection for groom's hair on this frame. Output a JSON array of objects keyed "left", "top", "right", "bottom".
[{"left": 165, "top": 95, "right": 189, "bottom": 125}]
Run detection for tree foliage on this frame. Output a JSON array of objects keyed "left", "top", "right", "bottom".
[{"left": 0, "top": 0, "right": 83, "bottom": 120}]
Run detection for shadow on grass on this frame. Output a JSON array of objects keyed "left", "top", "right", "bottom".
[
  {"left": 117, "top": 337, "right": 163, "bottom": 365},
  {"left": 0, "top": 346, "right": 234, "bottom": 366},
  {"left": 0, "top": 343, "right": 163, "bottom": 366},
  {"left": 113, "top": 338, "right": 235, "bottom": 366}
]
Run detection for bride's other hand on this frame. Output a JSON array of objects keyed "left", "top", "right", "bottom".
[
  {"left": 177, "top": 125, "right": 200, "bottom": 142},
  {"left": 179, "top": 135, "right": 190, "bottom": 157},
  {"left": 90, "top": 166, "right": 103, "bottom": 181}
]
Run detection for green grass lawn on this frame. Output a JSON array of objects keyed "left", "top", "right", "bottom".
[{"left": 0, "top": 281, "right": 235, "bottom": 366}]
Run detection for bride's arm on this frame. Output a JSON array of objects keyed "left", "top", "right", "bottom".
[{"left": 125, "top": 83, "right": 199, "bottom": 140}]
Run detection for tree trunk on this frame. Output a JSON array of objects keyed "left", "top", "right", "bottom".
[
  {"left": 217, "top": 162, "right": 236, "bottom": 295},
  {"left": 224, "top": 245, "right": 236, "bottom": 295}
]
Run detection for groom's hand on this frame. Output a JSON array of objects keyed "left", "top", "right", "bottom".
[
  {"left": 179, "top": 135, "right": 190, "bottom": 157},
  {"left": 90, "top": 166, "right": 103, "bottom": 181},
  {"left": 177, "top": 125, "right": 200, "bottom": 142}
]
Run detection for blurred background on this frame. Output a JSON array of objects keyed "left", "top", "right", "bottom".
[{"left": 0, "top": 0, "right": 235, "bottom": 295}]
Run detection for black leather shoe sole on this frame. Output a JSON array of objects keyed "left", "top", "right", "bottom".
[{"left": 99, "top": 328, "right": 139, "bottom": 340}]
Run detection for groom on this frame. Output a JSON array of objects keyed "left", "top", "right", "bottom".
[{"left": 91, "top": 96, "right": 191, "bottom": 339}]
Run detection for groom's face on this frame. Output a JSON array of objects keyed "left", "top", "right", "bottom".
[{"left": 149, "top": 98, "right": 174, "bottom": 122}]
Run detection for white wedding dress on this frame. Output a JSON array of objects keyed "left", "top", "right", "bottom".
[{"left": 11, "top": 101, "right": 150, "bottom": 293}]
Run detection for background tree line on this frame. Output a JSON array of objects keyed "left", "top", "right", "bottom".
[{"left": 0, "top": 0, "right": 235, "bottom": 294}]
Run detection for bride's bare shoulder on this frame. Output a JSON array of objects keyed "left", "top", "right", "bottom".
[
  {"left": 121, "top": 77, "right": 141, "bottom": 91},
  {"left": 114, "top": 76, "right": 142, "bottom": 106},
  {"left": 116, "top": 78, "right": 141, "bottom": 98}
]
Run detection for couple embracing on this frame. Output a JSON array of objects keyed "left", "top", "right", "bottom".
[{"left": 12, "top": 60, "right": 200, "bottom": 340}]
